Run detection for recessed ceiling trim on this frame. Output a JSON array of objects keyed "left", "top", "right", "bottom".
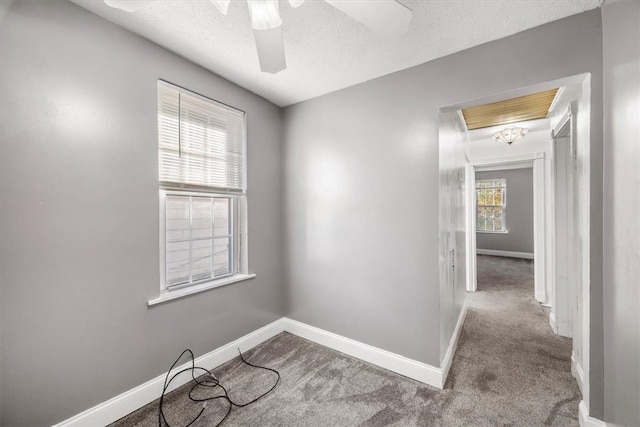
[{"left": 461, "top": 88, "right": 559, "bottom": 130}]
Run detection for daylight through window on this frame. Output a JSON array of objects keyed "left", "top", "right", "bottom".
[
  {"left": 476, "top": 179, "right": 506, "bottom": 232},
  {"left": 158, "top": 81, "right": 247, "bottom": 291}
]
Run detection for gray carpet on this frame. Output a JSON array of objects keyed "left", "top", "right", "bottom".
[{"left": 111, "top": 255, "right": 579, "bottom": 426}]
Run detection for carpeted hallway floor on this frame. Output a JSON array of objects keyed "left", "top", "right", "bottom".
[{"left": 111, "top": 255, "right": 579, "bottom": 426}]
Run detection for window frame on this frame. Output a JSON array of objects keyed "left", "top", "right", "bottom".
[
  {"left": 159, "top": 189, "right": 240, "bottom": 293},
  {"left": 149, "top": 81, "right": 254, "bottom": 307},
  {"left": 476, "top": 178, "right": 508, "bottom": 234}
]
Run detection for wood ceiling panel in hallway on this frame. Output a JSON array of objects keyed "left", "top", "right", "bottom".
[{"left": 462, "top": 88, "right": 559, "bottom": 130}]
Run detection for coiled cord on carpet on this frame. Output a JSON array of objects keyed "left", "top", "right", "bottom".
[{"left": 158, "top": 348, "right": 280, "bottom": 427}]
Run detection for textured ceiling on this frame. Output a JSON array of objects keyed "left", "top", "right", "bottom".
[{"left": 69, "top": 0, "right": 602, "bottom": 107}]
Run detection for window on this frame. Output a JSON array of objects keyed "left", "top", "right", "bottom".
[
  {"left": 162, "top": 193, "right": 234, "bottom": 287},
  {"left": 476, "top": 179, "right": 506, "bottom": 232},
  {"left": 154, "top": 81, "right": 252, "bottom": 303}
]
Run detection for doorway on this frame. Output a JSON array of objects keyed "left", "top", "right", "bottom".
[
  {"left": 466, "top": 153, "right": 546, "bottom": 302},
  {"left": 448, "top": 75, "right": 592, "bottom": 403}
]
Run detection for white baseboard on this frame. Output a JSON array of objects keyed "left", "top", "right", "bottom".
[
  {"left": 440, "top": 298, "right": 470, "bottom": 387},
  {"left": 476, "top": 249, "right": 534, "bottom": 259},
  {"left": 55, "top": 317, "right": 452, "bottom": 427},
  {"left": 281, "top": 317, "right": 445, "bottom": 388},
  {"left": 579, "top": 401, "right": 607, "bottom": 427},
  {"left": 549, "top": 311, "right": 558, "bottom": 333},
  {"left": 571, "top": 351, "right": 584, "bottom": 393},
  {"left": 557, "top": 319, "right": 573, "bottom": 338},
  {"left": 53, "top": 319, "right": 287, "bottom": 427}
]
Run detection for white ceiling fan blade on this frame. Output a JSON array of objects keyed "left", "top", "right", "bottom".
[
  {"left": 104, "top": 0, "right": 154, "bottom": 13},
  {"left": 247, "top": 0, "right": 283, "bottom": 30},
  {"left": 210, "top": 0, "right": 231, "bottom": 15},
  {"left": 324, "top": 0, "right": 413, "bottom": 37},
  {"left": 253, "top": 27, "right": 286, "bottom": 73}
]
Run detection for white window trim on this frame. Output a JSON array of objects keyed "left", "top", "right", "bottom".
[
  {"left": 148, "top": 273, "right": 256, "bottom": 307},
  {"left": 149, "top": 80, "right": 252, "bottom": 306},
  {"left": 476, "top": 179, "right": 507, "bottom": 233},
  {"left": 149, "top": 189, "right": 252, "bottom": 306}
]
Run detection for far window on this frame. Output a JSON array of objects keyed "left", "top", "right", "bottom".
[
  {"left": 157, "top": 80, "right": 248, "bottom": 293},
  {"left": 476, "top": 179, "right": 506, "bottom": 232}
]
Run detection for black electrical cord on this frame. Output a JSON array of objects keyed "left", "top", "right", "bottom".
[{"left": 158, "top": 348, "right": 280, "bottom": 427}]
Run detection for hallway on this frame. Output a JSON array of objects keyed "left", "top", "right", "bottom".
[{"left": 448, "top": 255, "right": 581, "bottom": 425}]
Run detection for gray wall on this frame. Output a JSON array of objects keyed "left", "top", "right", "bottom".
[
  {"left": 476, "top": 168, "right": 534, "bottom": 254},
  {"left": 0, "top": 1, "right": 613, "bottom": 425},
  {"left": 602, "top": 0, "right": 640, "bottom": 425},
  {"left": 0, "top": 1, "right": 284, "bottom": 425},
  {"left": 283, "top": 8, "right": 603, "bottom": 392}
]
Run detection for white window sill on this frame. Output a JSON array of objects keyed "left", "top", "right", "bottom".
[
  {"left": 147, "top": 273, "right": 256, "bottom": 307},
  {"left": 476, "top": 230, "right": 509, "bottom": 234}
]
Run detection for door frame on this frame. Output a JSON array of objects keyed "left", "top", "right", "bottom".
[
  {"left": 465, "top": 152, "right": 546, "bottom": 304},
  {"left": 451, "top": 73, "right": 592, "bottom": 412},
  {"left": 550, "top": 106, "right": 577, "bottom": 338}
]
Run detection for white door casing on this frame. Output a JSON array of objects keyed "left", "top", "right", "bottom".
[{"left": 466, "top": 153, "right": 546, "bottom": 303}]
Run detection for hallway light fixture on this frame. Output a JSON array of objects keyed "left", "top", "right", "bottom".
[{"left": 492, "top": 127, "right": 528, "bottom": 144}]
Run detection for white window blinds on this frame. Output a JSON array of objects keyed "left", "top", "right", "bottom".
[{"left": 158, "top": 81, "right": 246, "bottom": 193}]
